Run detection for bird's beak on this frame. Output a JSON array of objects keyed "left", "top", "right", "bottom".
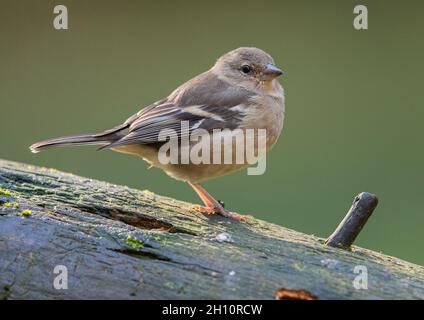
[{"left": 262, "top": 64, "right": 284, "bottom": 80}]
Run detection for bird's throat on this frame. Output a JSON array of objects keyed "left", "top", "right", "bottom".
[{"left": 262, "top": 79, "right": 277, "bottom": 94}]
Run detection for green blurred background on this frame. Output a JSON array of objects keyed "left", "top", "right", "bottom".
[{"left": 1, "top": 0, "right": 423, "bottom": 264}]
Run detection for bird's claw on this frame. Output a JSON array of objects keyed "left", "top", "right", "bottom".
[{"left": 191, "top": 205, "right": 248, "bottom": 221}]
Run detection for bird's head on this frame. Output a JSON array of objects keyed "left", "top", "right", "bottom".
[{"left": 212, "top": 47, "right": 283, "bottom": 90}]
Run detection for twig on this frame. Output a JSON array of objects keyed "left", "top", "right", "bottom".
[{"left": 325, "top": 192, "right": 378, "bottom": 250}]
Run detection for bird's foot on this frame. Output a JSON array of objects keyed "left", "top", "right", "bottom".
[
  {"left": 191, "top": 205, "right": 248, "bottom": 221},
  {"left": 191, "top": 204, "right": 217, "bottom": 215}
]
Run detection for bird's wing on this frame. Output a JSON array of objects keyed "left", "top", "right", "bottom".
[
  {"left": 104, "top": 101, "right": 247, "bottom": 148},
  {"left": 103, "top": 72, "right": 253, "bottom": 149}
]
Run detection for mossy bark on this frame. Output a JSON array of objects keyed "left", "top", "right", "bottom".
[{"left": 0, "top": 159, "right": 423, "bottom": 299}]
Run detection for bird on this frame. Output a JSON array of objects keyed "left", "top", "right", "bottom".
[{"left": 30, "top": 47, "right": 285, "bottom": 221}]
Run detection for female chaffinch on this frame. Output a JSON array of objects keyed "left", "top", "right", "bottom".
[{"left": 30, "top": 47, "right": 285, "bottom": 221}]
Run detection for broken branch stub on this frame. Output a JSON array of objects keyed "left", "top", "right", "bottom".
[{"left": 325, "top": 192, "right": 378, "bottom": 250}]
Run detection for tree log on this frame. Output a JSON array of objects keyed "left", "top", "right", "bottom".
[{"left": 0, "top": 159, "right": 423, "bottom": 299}]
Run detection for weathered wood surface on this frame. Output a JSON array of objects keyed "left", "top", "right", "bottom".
[{"left": 0, "top": 159, "right": 423, "bottom": 300}]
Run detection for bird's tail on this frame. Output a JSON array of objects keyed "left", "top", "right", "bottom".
[{"left": 29, "top": 133, "right": 115, "bottom": 153}]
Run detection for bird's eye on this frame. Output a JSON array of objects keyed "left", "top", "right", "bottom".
[{"left": 241, "top": 64, "right": 251, "bottom": 74}]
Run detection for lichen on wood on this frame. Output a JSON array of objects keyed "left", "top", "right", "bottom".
[{"left": 0, "top": 159, "right": 423, "bottom": 299}]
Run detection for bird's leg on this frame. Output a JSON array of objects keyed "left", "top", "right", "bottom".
[{"left": 188, "top": 181, "right": 246, "bottom": 221}]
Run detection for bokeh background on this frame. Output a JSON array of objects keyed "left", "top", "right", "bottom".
[{"left": 1, "top": 0, "right": 423, "bottom": 264}]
